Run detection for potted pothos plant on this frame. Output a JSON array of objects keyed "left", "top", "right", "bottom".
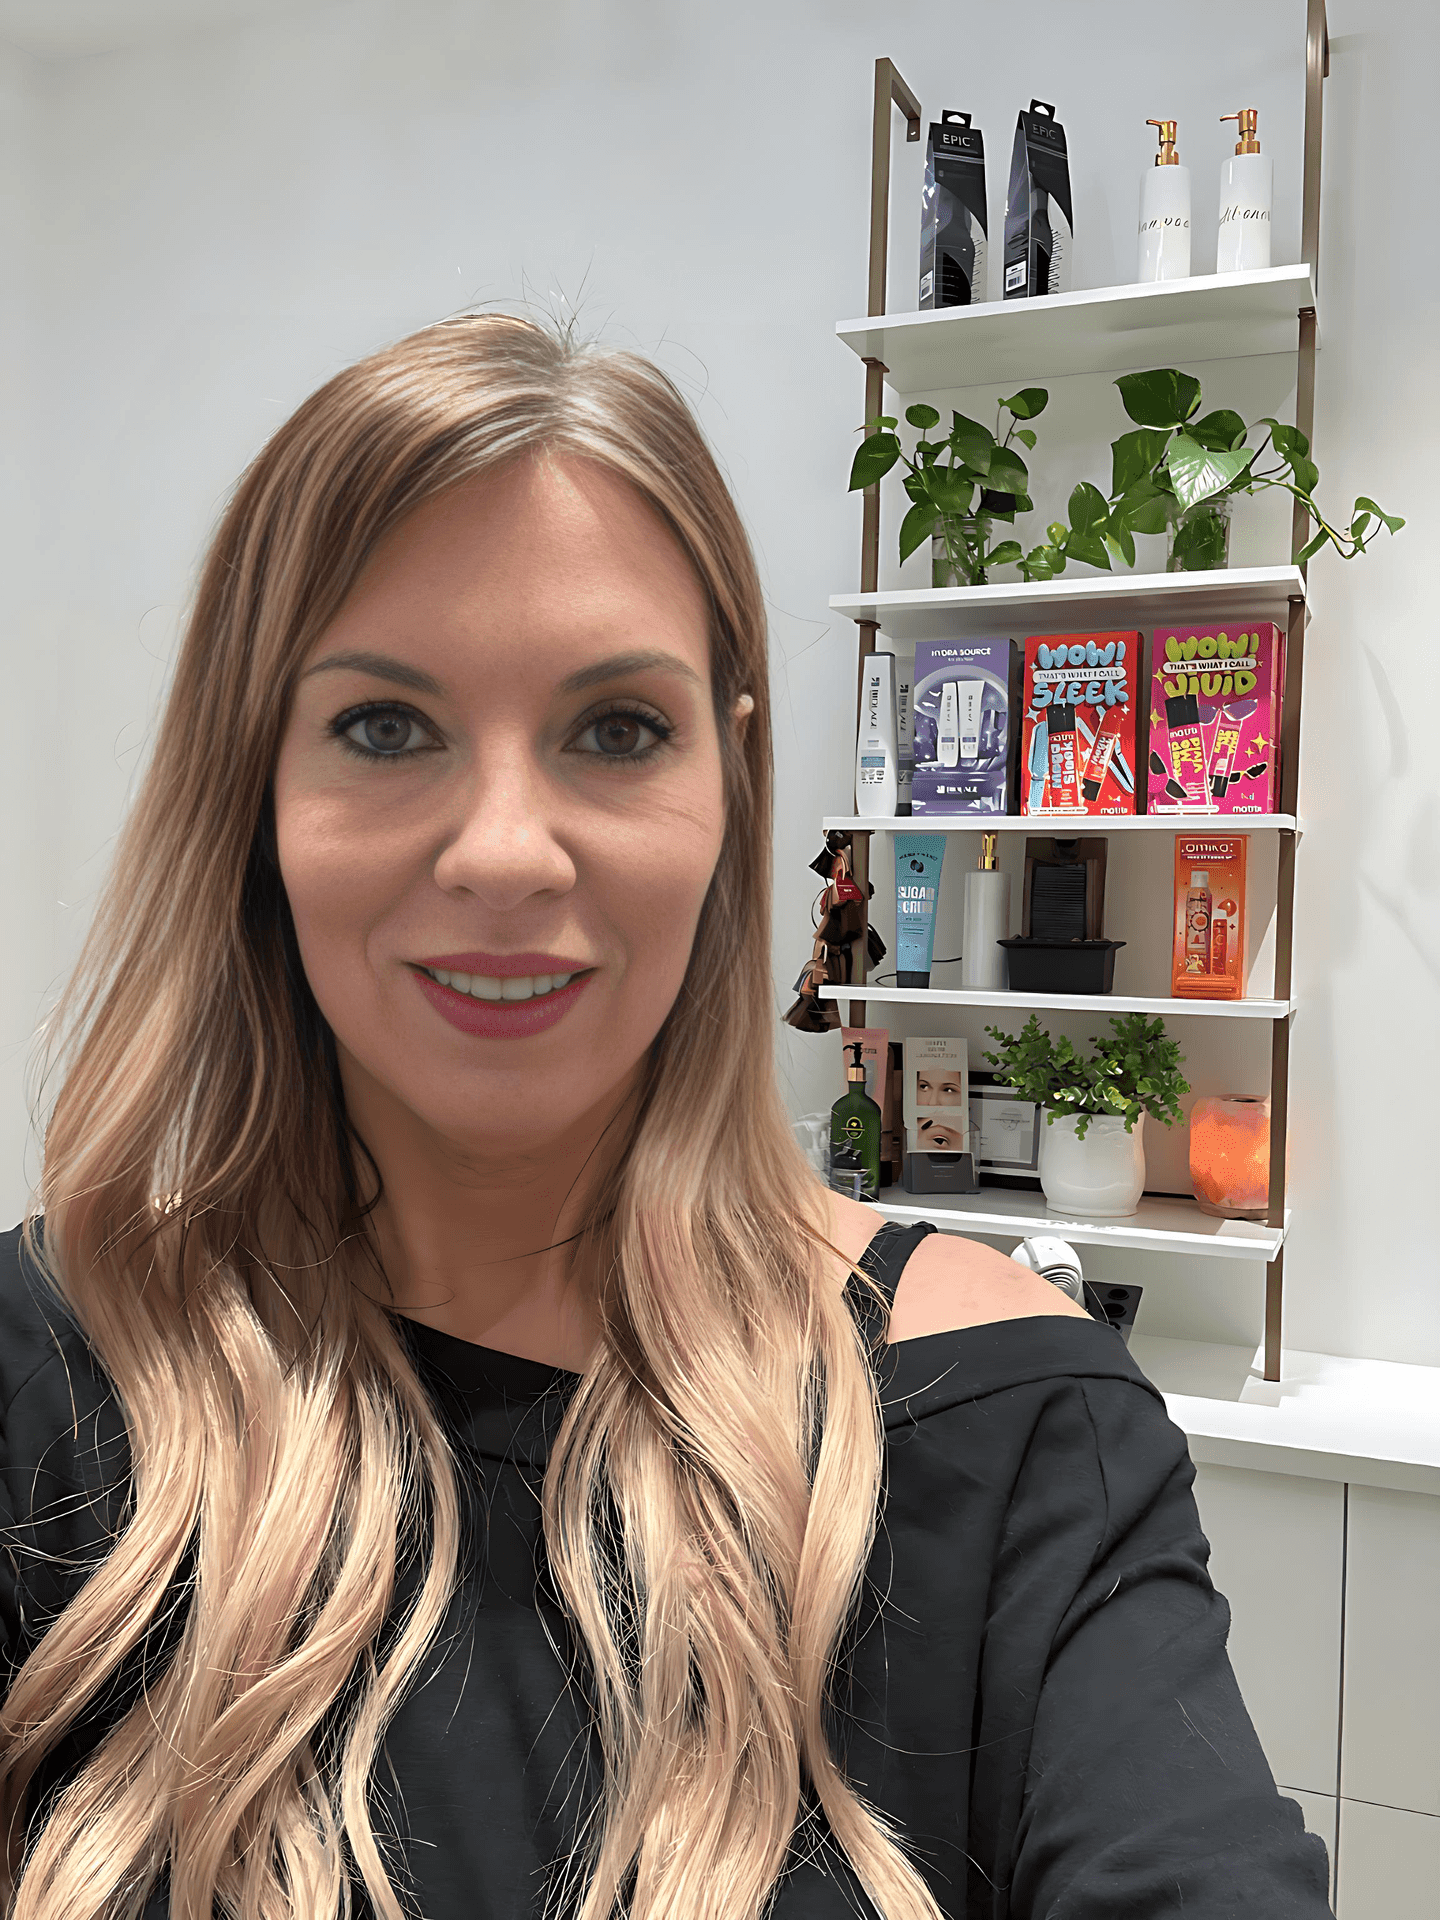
[
  {"left": 1018, "top": 367, "right": 1404, "bottom": 579},
  {"left": 984, "top": 1012, "right": 1190, "bottom": 1218},
  {"left": 848, "top": 388, "right": 1049, "bottom": 587}
]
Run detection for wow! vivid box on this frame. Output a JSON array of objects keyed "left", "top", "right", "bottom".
[
  {"left": 1147, "top": 621, "right": 1285, "bottom": 816},
  {"left": 1020, "top": 631, "right": 1138, "bottom": 817}
]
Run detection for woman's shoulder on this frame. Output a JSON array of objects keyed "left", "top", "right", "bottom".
[{"left": 824, "top": 1191, "right": 1093, "bottom": 1340}]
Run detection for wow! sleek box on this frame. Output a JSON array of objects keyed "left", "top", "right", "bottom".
[
  {"left": 911, "top": 639, "right": 1020, "bottom": 814},
  {"left": 1147, "top": 621, "right": 1285, "bottom": 816},
  {"left": 1020, "top": 631, "right": 1138, "bottom": 817}
]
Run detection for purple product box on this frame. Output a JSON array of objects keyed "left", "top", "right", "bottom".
[{"left": 911, "top": 639, "right": 1019, "bottom": 814}]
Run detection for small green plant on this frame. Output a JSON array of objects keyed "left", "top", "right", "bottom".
[
  {"left": 848, "top": 388, "right": 1049, "bottom": 586},
  {"left": 983, "top": 1012, "right": 1191, "bottom": 1140},
  {"left": 1020, "top": 367, "right": 1404, "bottom": 579}
]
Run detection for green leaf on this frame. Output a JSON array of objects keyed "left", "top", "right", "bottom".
[
  {"left": 1047, "top": 522, "right": 1069, "bottom": 547},
  {"left": 1295, "top": 526, "right": 1331, "bottom": 563},
  {"left": 1020, "top": 544, "right": 1065, "bottom": 580},
  {"left": 1112, "top": 479, "right": 1174, "bottom": 536},
  {"left": 1165, "top": 432, "right": 1254, "bottom": 511},
  {"left": 1109, "top": 427, "right": 1170, "bottom": 498},
  {"left": 985, "top": 539, "right": 1023, "bottom": 567},
  {"left": 1013, "top": 427, "right": 1038, "bottom": 449},
  {"left": 849, "top": 432, "right": 901, "bottom": 490},
  {"left": 1261, "top": 418, "right": 1310, "bottom": 461},
  {"left": 898, "top": 500, "right": 940, "bottom": 563},
  {"left": 1064, "top": 529, "right": 1112, "bottom": 571},
  {"left": 928, "top": 471, "right": 976, "bottom": 516},
  {"left": 985, "top": 448, "right": 1030, "bottom": 494},
  {"left": 1000, "top": 386, "right": 1049, "bottom": 419},
  {"left": 1104, "top": 526, "right": 1137, "bottom": 569},
  {"left": 902, "top": 470, "right": 929, "bottom": 505},
  {"left": 949, "top": 411, "right": 995, "bottom": 473},
  {"left": 905, "top": 403, "right": 941, "bottom": 430},
  {"left": 1116, "top": 368, "right": 1202, "bottom": 428},
  {"left": 1288, "top": 454, "right": 1320, "bottom": 496},
  {"left": 1188, "top": 408, "right": 1248, "bottom": 453},
  {"left": 1355, "top": 496, "right": 1406, "bottom": 534},
  {"left": 1068, "top": 481, "right": 1109, "bottom": 534}
]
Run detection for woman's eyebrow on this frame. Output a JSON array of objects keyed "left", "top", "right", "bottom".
[
  {"left": 558, "top": 651, "right": 702, "bottom": 694},
  {"left": 302, "top": 650, "right": 446, "bottom": 696}
]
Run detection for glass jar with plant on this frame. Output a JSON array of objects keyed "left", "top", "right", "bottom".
[
  {"left": 983, "top": 1012, "right": 1191, "bottom": 1217},
  {"left": 1017, "top": 367, "right": 1404, "bottom": 579},
  {"left": 849, "top": 388, "right": 1049, "bottom": 588}
]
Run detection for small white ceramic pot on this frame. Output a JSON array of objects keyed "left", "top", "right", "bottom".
[{"left": 1038, "top": 1111, "right": 1147, "bottom": 1218}]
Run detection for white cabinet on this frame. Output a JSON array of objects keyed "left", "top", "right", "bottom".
[
  {"left": 1191, "top": 1462, "right": 1344, "bottom": 1796},
  {"left": 1340, "top": 1486, "right": 1440, "bottom": 1815},
  {"left": 1336, "top": 1800, "right": 1440, "bottom": 1918}
]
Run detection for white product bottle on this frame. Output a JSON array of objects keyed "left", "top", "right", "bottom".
[
  {"left": 854, "top": 649, "right": 898, "bottom": 817},
  {"left": 894, "top": 659, "right": 915, "bottom": 814},
  {"left": 1217, "top": 108, "right": 1272, "bottom": 274},
  {"left": 1136, "top": 118, "right": 1191, "bottom": 282},
  {"left": 961, "top": 832, "right": 1011, "bottom": 990},
  {"left": 937, "top": 682, "right": 961, "bottom": 768}
]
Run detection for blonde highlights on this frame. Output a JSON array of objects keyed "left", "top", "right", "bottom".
[{"left": 2, "top": 316, "right": 941, "bottom": 1920}]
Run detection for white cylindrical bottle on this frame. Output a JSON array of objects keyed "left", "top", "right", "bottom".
[
  {"left": 1137, "top": 118, "right": 1191, "bottom": 282},
  {"left": 1217, "top": 108, "right": 1273, "bottom": 273},
  {"left": 855, "top": 649, "right": 898, "bottom": 818},
  {"left": 961, "top": 832, "right": 1011, "bottom": 989}
]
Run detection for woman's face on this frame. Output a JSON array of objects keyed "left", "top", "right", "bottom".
[{"left": 272, "top": 455, "right": 729, "bottom": 1153}]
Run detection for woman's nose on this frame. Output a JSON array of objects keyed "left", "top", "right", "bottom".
[{"left": 430, "top": 747, "right": 577, "bottom": 912}]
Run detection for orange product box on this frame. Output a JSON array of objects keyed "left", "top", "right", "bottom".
[{"left": 1172, "top": 834, "right": 1248, "bottom": 1000}]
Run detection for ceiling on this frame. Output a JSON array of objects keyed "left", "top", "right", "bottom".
[{"left": 0, "top": 0, "right": 331, "bottom": 58}]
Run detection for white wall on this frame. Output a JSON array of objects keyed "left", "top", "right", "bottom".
[{"left": 1, "top": 0, "right": 1434, "bottom": 1365}]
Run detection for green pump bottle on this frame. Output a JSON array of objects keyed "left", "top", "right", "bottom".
[{"left": 829, "top": 1041, "right": 882, "bottom": 1202}]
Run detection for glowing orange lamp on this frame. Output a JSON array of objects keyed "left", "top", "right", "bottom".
[{"left": 1189, "top": 1094, "right": 1271, "bottom": 1220}]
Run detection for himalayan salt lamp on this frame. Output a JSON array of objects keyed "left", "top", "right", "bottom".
[{"left": 1189, "top": 1094, "right": 1271, "bottom": 1220}]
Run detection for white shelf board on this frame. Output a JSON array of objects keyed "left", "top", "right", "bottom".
[
  {"left": 873, "top": 1184, "right": 1286, "bottom": 1262},
  {"left": 831, "top": 565, "right": 1306, "bottom": 641},
  {"left": 837, "top": 264, "right": 1318, "bottom": 392},
  {"left": 823, "top": 813, "right": 1298, "bottom": 834},
  {"left": 819, "top": 984, "right": 1291, "bottom": 1020},
  {"left": 1131, "top": 1334, "right": 1440, "bottom": 1497}
]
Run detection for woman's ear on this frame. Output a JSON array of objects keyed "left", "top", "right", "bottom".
[{"left": 733, "top": 692, "right": 755, "bottom": 725}]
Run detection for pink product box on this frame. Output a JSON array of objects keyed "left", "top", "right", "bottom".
[{"left": 1146, "top": 621, "right": 1285, "bottom": 816}]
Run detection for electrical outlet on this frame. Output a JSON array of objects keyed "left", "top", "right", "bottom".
[{"left": 1083, "top": 1281, "right": 1143, "bottom": 1344}]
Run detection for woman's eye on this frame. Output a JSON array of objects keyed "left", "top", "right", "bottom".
[
  {"left": 334, "top": 705, "right": 433, "bottom": 759},
  {"left": 571, "top": 709, "right": 670, "bottom": 760}
]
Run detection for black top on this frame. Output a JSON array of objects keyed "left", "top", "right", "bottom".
[{"left": 0, "top": 1222, "right": 1333, "bottom": 1918}]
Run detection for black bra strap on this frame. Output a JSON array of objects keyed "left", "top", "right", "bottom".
[{"left": 844, "top": 1220, "right": 938, "bottom": 1350}]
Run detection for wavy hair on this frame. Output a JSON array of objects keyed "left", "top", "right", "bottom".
[{"left": 1, "top": 315, "right": 941, "bottom": 1920}]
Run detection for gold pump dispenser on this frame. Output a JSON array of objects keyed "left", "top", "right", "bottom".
[
  {"left": 1221, "top": 108, "right": 1261, "bottom": 154},
  {"left": 979, "top": 831, "right": 999, "bottom": 871},
  {"left": 1146, "top": 118, "right": 1180, "bottom": 165}
]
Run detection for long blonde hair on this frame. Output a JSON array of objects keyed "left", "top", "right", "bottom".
[{"left": 2, "top": 316, "right": 941, "bottom": 1920}]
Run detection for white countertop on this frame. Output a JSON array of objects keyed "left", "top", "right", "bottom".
[{"left": 1131, "top": 1334, "right": 1440, "bottom": 1496}]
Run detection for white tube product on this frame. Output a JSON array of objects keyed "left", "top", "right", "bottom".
[
  {"left": 1137, "top": 117, "right": 1191, "bottom": 282},
  {"left": 854, "top": 649, "right": 898, "bottom": 817},
  {"left": 956, "top": 679, "right": 985, "bottom": 763},
  {"left": 937, "top": 681, "right": 961, "bottom": 768},
  {"left": 960, "top": 832, "right": 1010, "bottom": 990},
  {"left": 1217, "top": 108, "right": 1272, "bottom": 273},
  {"left": 895, "top": 660, "right": 915, "bottom": 814}
]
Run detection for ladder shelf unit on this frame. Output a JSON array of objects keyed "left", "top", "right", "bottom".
[{"left": 838, "top": 9, "right": 1328, "bottom": 1382}]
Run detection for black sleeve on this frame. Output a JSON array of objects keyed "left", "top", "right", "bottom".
[{"left": 1008, "top": 1376, "right": 1333, "bottom": 1917}]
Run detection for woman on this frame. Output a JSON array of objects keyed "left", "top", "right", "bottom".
[{"left": 0, "top": 316, "right": 1330, "bottom": 1920}]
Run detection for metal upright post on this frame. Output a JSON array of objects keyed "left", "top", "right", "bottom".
[
  {"left": 1262, "top": 0, "right": 1328, "bottom": 1382},
  {"left": 849, "top": 58, "right": 920, "bottom": 1032}
]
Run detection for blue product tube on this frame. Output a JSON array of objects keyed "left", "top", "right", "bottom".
[{"left": 894, "top": 833, "right": 946, "bottom": 987}]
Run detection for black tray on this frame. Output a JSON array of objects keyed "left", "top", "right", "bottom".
[{"left": 998, "top": 937, "right": 1126, "bottom": 994}]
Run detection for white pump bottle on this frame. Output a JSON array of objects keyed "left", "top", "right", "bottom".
[
  {"left": 1136, "top": 117, "right": 1191, "bottom": 282},
  {"left": 1217, "top": 108, "right": 1273, "bottom": 273}
]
